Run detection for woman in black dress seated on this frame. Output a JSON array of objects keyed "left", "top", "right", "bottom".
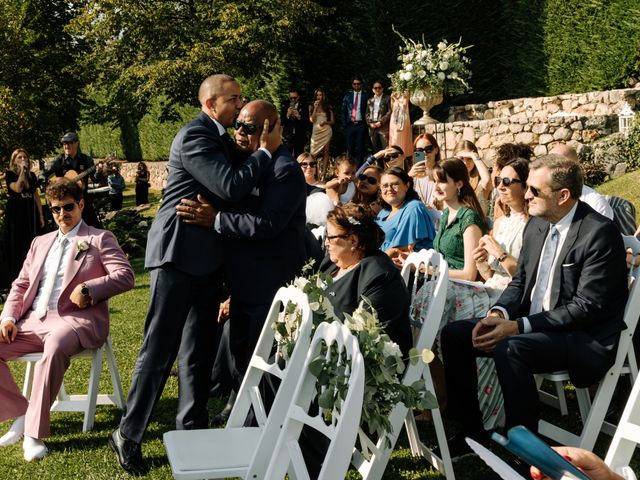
[
  {"left": 4, "top": 148, "right": 44, "bottom": 284},
  {"left": 320, "top": 203, "right": 412, "bottom": 355}
]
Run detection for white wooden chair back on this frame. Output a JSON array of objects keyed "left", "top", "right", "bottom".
[
  {"left": 255, "top": 321, "right": 364, "bottom": 480},
  {"left": 351, "top": 249, "right": 454, "bottom": 480}
]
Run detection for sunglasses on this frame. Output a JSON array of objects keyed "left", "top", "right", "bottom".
[
  {"left": 289, "top": 96, "right": 299, "bottom": 101},
  {"left": 415, "top": 145, "right": 435, "bottom": 153},
  {"left": 50, "top": 202, "right": 77, "bottom": 214},
  {"left": 373, "top": 86, "right": 383, "bottom": 90},
  {"left": 358, "top": 174, "right": 378, "bottom": 185},
  {"left": 494, "top": 176, "right": 523, "bottom": 188},
  {"left": 300, "top": 161, "right": 317, "bottom": 168},
  {"left": 352, "top": 82, "right": 362, "bottom": 86},
  {"left": 526, "top": 184, "right": 562, "bottom": 197},
  {"left": 234, "top": 120, "right": 259, "bottom": 135},
  {"left": 325, "top": 233, "right": 350, "bottom": 243}
]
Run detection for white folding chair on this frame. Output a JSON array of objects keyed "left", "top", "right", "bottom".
[
  {"left": 258, "top": 320, "right": 364, "bottom": 480},
  {"left": 537, "top": 235, "right": 640, "bottom": 450},
  {"left": 17, "top": 334, "right": 124, "bottom": 432},
  {"left": 605, "top": 372, "right": 640, "bottom": 473},
  {"left": 351, "top": 249, "right": 454, "bottom": 480},
  {"left": 163, "top": 285, "right": 314, "bottom": 480}
]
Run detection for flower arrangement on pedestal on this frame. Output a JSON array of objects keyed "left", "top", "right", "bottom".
[
  {"left": 388, "top": 29, "right": 472, "bottom": 124},
  {"left": 272, "top": 262, "right": 436, "bottom": 447}
]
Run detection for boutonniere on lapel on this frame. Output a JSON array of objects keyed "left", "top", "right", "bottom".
[{"left": 75, "top": 240, "right": 89, "bottom": 259}]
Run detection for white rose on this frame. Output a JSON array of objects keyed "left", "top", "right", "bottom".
[
  {"left": 437, "top": 72, "right": 446, "bottom": 81},
  {"left": 383, "top": 341, "right": 402, "bottom": 358},
  {"left": 450, "top": 71, "right": 459, "bottom": 79},
  {"left": 440, "top": 61, "right": 449, "bottom": 70},
  {"left": 403, "top": 71, "right": 412, "bottom": 81},
  {"left": 293, "top": 277, "right": 309, "bottom": 290},
  {"left": 418, "top": 70, "right": 426, "bottom": 78},
  {"left": 438, "top": 42, "right": 446, "bottom": 49},
  {"left": 405, "top": 63, "right": 413, "bottom": 71}
]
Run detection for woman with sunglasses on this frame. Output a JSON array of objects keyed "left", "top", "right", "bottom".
[
  {"left": 409, "top": 133, "right": 442, "bottom": 226},
  {"left": 454, "top": 140, "right": 492, "bottom": 214},
  {"left": 376, "top": 167, "right": 436, "bottom": 266},
  {"left": 309, "top": 88, "right": 334, "bottom": 180},
  {"left": 297, "top": 152, "right": 325, "bottom": 193},
  {"left": 351, "top": 165, "right": 382, "bottom": 214}
]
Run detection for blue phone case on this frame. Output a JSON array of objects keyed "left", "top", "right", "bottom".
[{"left": 491, "top": 426, "right": 589, "bottom": 480}]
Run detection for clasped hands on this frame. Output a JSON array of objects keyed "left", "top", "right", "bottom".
[
  {"left": 472, "top": 235, "right": 504, "bottom": 265},
  {"left": 472, "top": 311, "right": 519, "bottom": 352}
]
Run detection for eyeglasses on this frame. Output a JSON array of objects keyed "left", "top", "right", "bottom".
[
  {"left": 415, "top": 145, "right": 435, "bottom": 154},
  {"left": 325, "top": 233, "right": 350, "bottom": 243},
  {"left": 381, "top": 182, "right": 402, "bottom": 191},
  {"left": 300, "top": 162, "right": 317, "bottom": 168},
  {"left": 234, "top": 120, "right": 258, "bottom": 135},
  {"left": 494, "top": 176, "right": 523, "bottom": 188},
  {"left": 358, "top": 174, "right": 378, "bottom": 185},
  {"left": 526, "top": 184, "right": 561, "bottom": 197},
  {"left": 50, "top": 202, "right": 77, "bottom": 215}
]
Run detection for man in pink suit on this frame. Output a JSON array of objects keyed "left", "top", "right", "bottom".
[{"left": 0, "top": 178, "right": 134, "bottom": 461}]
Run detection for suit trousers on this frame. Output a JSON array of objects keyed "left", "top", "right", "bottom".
[
  {"left": 368, "top": 127, "right": 388, "bottom": 153},
  {"left": 0, "top": 310, "right": 83, "bottom": 439},
  {"left": 345, "top": 122, "right": 367, "bottom": 165},
  {"left": 442, "top": 319, "right": 573, "bottom": 435},
  {"left": 228, "top": 302, "right": 271, "bottom": 389},
  {"left": 119, "top": 265, "right": 222, "bottom": 443}
]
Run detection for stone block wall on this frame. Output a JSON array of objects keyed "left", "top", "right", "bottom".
[{"left": 422, "top": 87, "right": 640, "bottom": 167}]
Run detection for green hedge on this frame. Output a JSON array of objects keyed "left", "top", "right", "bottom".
[{"left": 79, "top": 98, "right": 198, "bottom": 160}]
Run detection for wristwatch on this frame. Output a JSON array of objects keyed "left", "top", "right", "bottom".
[{"left": 81, "top": 284, "right": 90, "bottom": 297}]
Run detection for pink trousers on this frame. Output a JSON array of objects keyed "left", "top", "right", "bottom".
[{"left": 0, "top": 310, "right": 82, "bottom": 438}]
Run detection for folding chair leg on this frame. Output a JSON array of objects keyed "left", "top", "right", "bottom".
[
  {"left": 82, "top": 347, "right": 104, "bottom": 432},
  {"left": 22, "top": 361, "right": 35, "bottom": 398},
  {"left": 104, "top": 337, "right": 125, "bottom": 408}
]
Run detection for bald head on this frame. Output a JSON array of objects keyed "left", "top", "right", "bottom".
[
  {"left": 549, "top": 143, "right": 579, "bottom": 162},
  {"left": 241, "top": 100, "right": 278, "bottom": 127},
  {"left": 198, "top": 74, "right": 237, "bottom": 106}
]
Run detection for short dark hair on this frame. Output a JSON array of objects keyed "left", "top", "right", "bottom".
[
  {"left": 45, "top": 178, "right": 83, "bottom": 202},
  {"left": 494, "top": 143, "right": 533, "bottom": 170},
  {"left": 529, "top": 154, "right": 583, "bottom": 199},
  {"left": 381, "top": 167, "right": 420, "bottom": 204},
  {"left": 327, "top": 203, "right": 384, "bottom": 255}
]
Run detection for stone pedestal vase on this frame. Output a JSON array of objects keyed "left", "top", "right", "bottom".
[{"left": 410, "top": 88, "right": 444, "bottom": 125}]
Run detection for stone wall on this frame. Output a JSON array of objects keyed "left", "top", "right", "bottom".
[
  {"left": 422, "top": 87, "right": 640, "bottom": 168},
  {"left": 120, "top": 161, "right": 167, "bottom": 190}
]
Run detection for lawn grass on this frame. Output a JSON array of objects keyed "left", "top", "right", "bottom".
[
  {"left": 596, "top": 169, "right": 640, "bottom": 224},
  {"left": 1, "top": 183, "right": 639, "bottom": 479}
]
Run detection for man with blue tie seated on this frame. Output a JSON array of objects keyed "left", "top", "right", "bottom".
[
  {"left": 342, "top": 76, "right": 369, "bottom": 166},
  {"left": 177, "top": 99, "right": 307, "bottom": 388},
  {"left": 0, "top": 178, "right": 134, "bottom": 461},
  {"left": 441, "top": 154, "right": 628, "bottom": 457}
]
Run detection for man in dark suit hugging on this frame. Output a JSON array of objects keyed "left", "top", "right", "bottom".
[
  {"left": 441, "top": 154, "right": 628, "bottom": 456},
  {"left": 178, "top": 100, "right": 307, "bottom": 387}
]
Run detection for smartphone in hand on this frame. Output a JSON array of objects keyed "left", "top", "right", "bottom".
[
  {"left": 492, "top": 426, "right": 589, "bottom": 480},
  {"left": 414, "top": 150, "right": 426, "bottom": 163}
]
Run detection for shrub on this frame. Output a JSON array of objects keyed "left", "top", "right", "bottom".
[{"left": 103, "top": 209, "right": 150, "bottom": 259}]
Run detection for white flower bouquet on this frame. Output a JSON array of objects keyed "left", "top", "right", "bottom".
[
  {"left": 272, "top": 261, "right": 436, "bottom": 446},
  {"left": 388, "top": 28, "right": 472, "bottom": 97}
]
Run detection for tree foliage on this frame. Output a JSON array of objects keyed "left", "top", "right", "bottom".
[{"left": 0, "top": 0, "right": 86, "bottom": 162}]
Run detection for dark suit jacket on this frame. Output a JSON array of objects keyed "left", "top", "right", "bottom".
[
  {"left": 220, "top": 144, "right": 307, "bottom": 305},
  {"left": 320, "top": 251, "right": 412, "bottom": 356},
  {"left": 495, "top": 201, "right": 628, "bottom": 386},
  {"left": 281, "top": 101, "right": 308, "bottom": 145},
  {"left": 145, "top": 111, "right": 271, "bottom": 276},
  {"left": 365, "top": 94, "right": 391, "bottom": 130},
  {"left": 341, "top": 90, "right": 369, "bottom": 126}
]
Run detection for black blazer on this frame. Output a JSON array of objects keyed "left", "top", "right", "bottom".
[
  {"left": 320, "top": 251, "right": 412, "bottom": 356},
  {"left": 365, "top": 94, "right": 391, "bottom": 129},
  {"left": 495, "top": 201, "right": 628, "bottom": 386},
  {"left": 145, "top": 112, "right": 271, "bottom": 276},
  {"left": 220, "top": 144, "right": 307, "bottom": 305}
]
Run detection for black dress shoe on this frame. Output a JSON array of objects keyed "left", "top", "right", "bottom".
[
  {"left": 108, "top": 428, "right": 148, "bottom": 476},
  {"left": 210, "top": 403, "right": 232, "bottom": 427}
]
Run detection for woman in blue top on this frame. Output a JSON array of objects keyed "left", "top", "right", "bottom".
[{"left": 376, "top": 167, "right": 436, "bottom": 266}]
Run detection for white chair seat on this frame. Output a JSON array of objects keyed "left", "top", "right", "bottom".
[
  {"left": 16, "top": 335, "right": 124, "bottom": 432},
  {"left": 164, "top": 427, "right": 261, "bottom": 479}
]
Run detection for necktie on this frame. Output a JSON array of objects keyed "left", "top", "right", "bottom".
[
  {"left": 530, "top": 226, "right": 559, "bottom": 314},
  {"left": 35, "top": 237, "right": 68, "bottom": 319},
  {"left": 351, "top": 92, "right": 359, "bottom": 122}
]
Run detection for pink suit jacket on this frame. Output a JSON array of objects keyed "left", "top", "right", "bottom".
[{"left": 1, "top": 222, "right": 135, "bottom": 349}]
